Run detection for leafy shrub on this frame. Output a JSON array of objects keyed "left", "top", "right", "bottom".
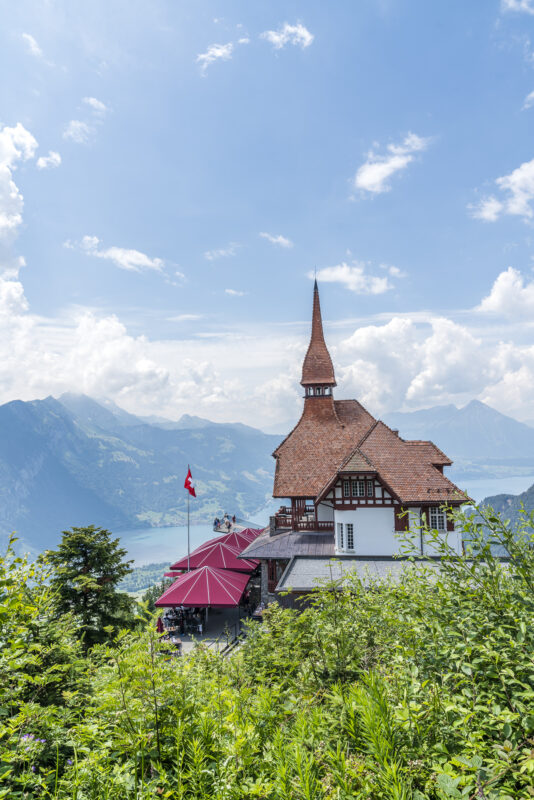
[{"left": 0, "top": 508, "right": 533, "bottom": 798}]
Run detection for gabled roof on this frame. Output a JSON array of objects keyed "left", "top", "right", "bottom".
[
  {"left": 341, "top": 448, "right": 376, "bottom": 472},
  {"left": 273, "top": 397, "right": 375, "bottom": 497},
  {"left": 272, "top": 282, "right": 467, "bottom": 505},
  {"left": 358, "top": 422, "right": 466, "bottom": 504},
  {"left": 301, "top": 281, "right": 336, "bottom": 387}
]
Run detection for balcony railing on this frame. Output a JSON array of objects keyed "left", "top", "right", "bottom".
[{"left": 274, "top": 506, "right": 334, "bottom": 533}]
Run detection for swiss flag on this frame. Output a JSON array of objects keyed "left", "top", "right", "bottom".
[{"left": 184, "top": 466, "right": 196, "bottom": 497}]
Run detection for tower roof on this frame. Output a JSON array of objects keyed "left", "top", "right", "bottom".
[{"left": 301, "top": 280, "right": 337, "bottom": 387}]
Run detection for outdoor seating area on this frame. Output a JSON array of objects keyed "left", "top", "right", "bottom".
[{"left": 154, "top": 526, "right": 263, "bottom": 650}]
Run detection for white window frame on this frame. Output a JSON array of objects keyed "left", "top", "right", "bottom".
[
  {"left": 429, "top": 506, "right": 446, "bottom": 531},
  {"left": 337, "top": 522, "right": 344, "bottom": 550},
  {"left": 367, "top": 480, "right": 374, "bottom": 497},
  {"left": 343, "top": 480, "right": 350, "bottom": 498},
  {"left": 346, "top": 523, "right": 354, "bottom": 551}
]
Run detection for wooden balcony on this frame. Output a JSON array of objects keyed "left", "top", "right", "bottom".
[{"left": 274, "top": 506, "right": 334, "bottom": 533}]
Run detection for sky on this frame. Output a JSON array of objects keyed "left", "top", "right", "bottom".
[{"left": 2, "top": 0, "right": 534, "bottom": 432}]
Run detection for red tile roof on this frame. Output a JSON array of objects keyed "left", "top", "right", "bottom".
[
  {"left": 273, "top": 396, "right": 375, "bottom": 497},
  {"left": 273, "top": 282, "right": 467, "bottom": 505},
  {"left": 301, "top": 280, "right": 336, "bottom": 387}
]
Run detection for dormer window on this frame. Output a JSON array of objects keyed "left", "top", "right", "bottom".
[{"left": 315, "top": 387, "right": 322, "bottom": 396}]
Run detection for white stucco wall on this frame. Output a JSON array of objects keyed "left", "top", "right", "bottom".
[
  {"left": 424, "top": 530, "right": 462, "bottom": 556},
  {"left": 334, "top": 507, "right": 397, "bottom": 556},
  {"left": 317, "top": 502, "right": 334, "bottom": 521}
]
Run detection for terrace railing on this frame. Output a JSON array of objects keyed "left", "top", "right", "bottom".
[{"left": 274, "top": 506, "right": 334, "bottom": 533}]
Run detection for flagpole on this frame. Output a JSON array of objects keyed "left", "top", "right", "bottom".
[{"left": 187, "top": 487, "right": 190, "bottom": 573}]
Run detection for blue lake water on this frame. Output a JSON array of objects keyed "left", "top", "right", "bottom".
[
  {"left": 118, "top": 475, "right": 534, "bottom": 565},
  {"left": 118, "top": 523, "right": 225, "bottom": 566}
]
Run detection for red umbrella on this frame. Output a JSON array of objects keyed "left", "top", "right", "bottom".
[
  {"left": 164, "top": 571, "right": 182, "bottom": 577},
  {"left": 155, "top": 566, "right": 251, "bottom": 608},
  {"left": 170, "top": 540, "right": 258, "bottom": 572},
  {"left": 216, "top": 528, "right": 262, "bottom": 550}
]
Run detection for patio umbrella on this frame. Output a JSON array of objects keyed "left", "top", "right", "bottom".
[
  {"left": 164, "top": 571, "right": 182, "bottom": 577},
  {"left": 216, "top": 528, "right": 263, "bottom": 550},
  {"left": 170, "top": 540, "right": 258, "bottom": 572},
  {"left": 155, "top": 566, "right": 251, "bottom": 608}
]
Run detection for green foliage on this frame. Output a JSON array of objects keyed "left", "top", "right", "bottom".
[
  {"left": 1, "top": 508, "right": 534, "bottom": 798},
  {"left": 45, "top": 525, "right": 135, "bottom": 649},
  {"left": 119, "top": 561, "right": 169, "bottom": 594},
  {"left": 141, "top": 578, "right": 173, "bottom": 613}
]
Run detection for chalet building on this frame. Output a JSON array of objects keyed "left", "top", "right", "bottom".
[{"left": 240, "top": 281, "right": 466, "bottom": 604}]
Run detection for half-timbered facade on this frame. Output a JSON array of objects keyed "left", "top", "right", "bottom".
[{"left": 240, "top": 281, "right": 467, "bottom": 602}]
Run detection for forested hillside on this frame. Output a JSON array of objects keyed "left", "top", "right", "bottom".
[{"left": 0, "top": 394, "right": 279, "bottom": 551}]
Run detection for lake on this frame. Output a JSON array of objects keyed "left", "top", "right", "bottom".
[{"left": 118, "top": 474, "right": 534, "bottom": 565}]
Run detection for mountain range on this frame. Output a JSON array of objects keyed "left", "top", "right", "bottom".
[
  {"left": 2, "top": 394, "right": 534, "bottom": 554},
  {"left": 0, "top": 394, "right": 280, "bottom": 552},
  {"left": 383, "top": 400, "right": 534, "bottom": 480}
]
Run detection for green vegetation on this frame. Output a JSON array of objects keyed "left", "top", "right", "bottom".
[
  {"left": 1, "top": 508, "right": 533, "bottom": 798},
  {"left": 45, "top": 525, "right": 135, "bottom": 650},
  {"left": 120, "top": 561, "right": 170, "bottom": 594}
]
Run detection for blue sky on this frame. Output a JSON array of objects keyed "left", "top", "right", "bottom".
[{"left": 2, "top": 0, "right": 534, "bottom": 431}]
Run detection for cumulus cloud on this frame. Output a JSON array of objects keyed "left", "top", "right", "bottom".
[
  {"left": 502, "top": 0, "right": 534, "bottom": 12},
  {"left": 522, "top": 89, "right": 534, "bottom": 110},
  {"left": 21, "top": 33, "right": 42, "bottom": 57},
  {"left": 196, "top": 42, "right": 234, "bottom": 74},
  {"left": 0, "top": 123, "right": 38, "bottom": 242},
  {"left": 63, "top": 120, "right": 91, "bottom": 144},
  {"left": 204, "top": 243, "right": 238, "bottom": 260},
  {"left": 260, "top": 22, "right": 314, "bottom": 49},
  {"left": 354, "top": 133, "right": 430, "bottom": 195},
  {"left": 469, "top": 195, "right": 504, "bottom": 222},
  {"left": 83, "top": 96, "right": 107, "bottom": 114},
  {"left": 471, "top": 157, "right": 534, "bottom": 222},
  {"left": 66, "top": 235, "right": 164, "bottom": 272},
  {"left": 312, "top": 262, "right": 394, "bottom": 294},
  {"left": 338, "top": 316, "right": 488, "bottom": 412},
  {"left": 477, "top": 267, "right": 534, "bottom": 316},
  {"left": 259, "top": 232, "right": 293, "bottom": 248},
  {"left": 225, "top": 288, "right": 246, "bottom": 296},
  {"left": 36, "top": 150, "right": 61, "bottom": 170}
]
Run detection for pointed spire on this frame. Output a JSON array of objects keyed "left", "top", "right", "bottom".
[{"left": 301, "top": 281, "right": 337, "bottom": 387}]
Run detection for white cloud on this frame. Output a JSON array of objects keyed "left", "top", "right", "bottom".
[
  {"left": 477, "top": 267, "right": 534, "bottom": 316},
  {"left": 260, "top": 22, "right": 314, "bottom": 50},
  {"left": 338, "top": 315, "right": 488, "bottom": 412},
  {"left": 471, "top": 157, "right": 534, "bottom": 222},
  {"left": 522, "top": 90, "right": 534, "bottom": 110},
  {"left": 502, "top": 0, "right": 534, "bottom": 13},
  {"left": 238, "top": 37, "right": 250, "bottom": 45},
  {"left": 225, "top": 288, "right": 246, "bottom": 296},
  {"left": 63, "top": 120, "right": 92, "bottom": 144},
  {"left": 36, "top": 150, "right": 61, "bottom": 170},
  {"left": 312, "top": 262, "right": 394, "bottom": 294},
  {"left": 168, "top": 314, "right": 203, "bottom": 322},
  {"left": 196, "top": 42, "right": 234, "bottom": 74},
  {"left": 66, "top": 235, "right": 164, "bottom": 273},
  {"left": 259, "top": 232, "right": 293, "bottom": 248},
  {"left": 204, "top": 243, "right": 238, "bottom": 260},
  {"left": 469, "top": 195, "right": 503, "bottom": 222},
  {"left": 354, "top": 133, "right": 430, "bottom": 194},
  {"left": 83, "top": 97, "right": 107, "bottom": 114},
  {"left": 21, "top": 33, "right": 42, "bottom": 58},
  {"left": 0, "top": 123, "right": 38, "bottom": 242}
]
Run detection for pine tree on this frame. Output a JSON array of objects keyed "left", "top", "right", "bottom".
[{"left": 46, "top": 525, "right": 135, "bottom": 649}]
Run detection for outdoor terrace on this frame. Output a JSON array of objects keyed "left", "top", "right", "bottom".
[{"left": 274, "top": 505, "right": 334, "bottom": 533}]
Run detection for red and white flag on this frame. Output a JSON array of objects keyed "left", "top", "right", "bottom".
[{"left": 184, "top": 466, "right": 196, "bottom": 497}]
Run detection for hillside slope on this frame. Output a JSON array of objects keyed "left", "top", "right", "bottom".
[{"left": 0, "top": 395, "right": 280, "bottom": 551}]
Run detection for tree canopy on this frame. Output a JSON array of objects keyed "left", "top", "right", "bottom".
[{"left": 45, "top": 525, "right": 135, "bottom": 649}]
